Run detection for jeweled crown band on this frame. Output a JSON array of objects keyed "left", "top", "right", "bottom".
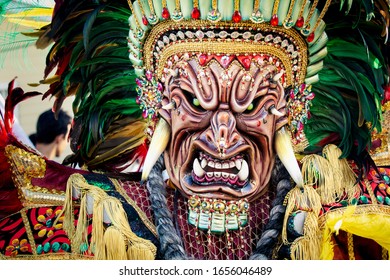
[{"left": 141, "top": 20, "right": 308, "bottom": 86}]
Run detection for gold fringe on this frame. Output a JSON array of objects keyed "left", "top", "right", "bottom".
[
  {"left": 322, "top": 144, "right": 358, "bottom": 201},
  {"left": 58, "top": 174, "right": 157, "bottom": 260},
  {"left": 290, "top": 212, "right": 321, "bottom": 260},
  {"left": 127, "top": 241, "right": 156, "bottom": 260},
  {"left": 103, "top": 226, "right": 128, "bottom": 260},
  {"left": 53, "top": 174, "right": 77, "bottom": 239},
  {"left": 72, "top": 193, "right": 89, "bottom": 253},
  {"left": 282, "top": 185, "right": 321, "bottom": 244},
  {"left": 301, "top": 145, "right": 358, "bottom": 204},
  {"left": 301, "top": 154, "right": 338, "bottom": 204}
]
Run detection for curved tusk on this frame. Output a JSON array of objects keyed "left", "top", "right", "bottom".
[
  {"left": 275, "top": 127, "right": 303, "bottom": 187},
  {"left": 141, "top": 118, "right": 171, "bottom": 181},
  {"left": 272, "top": 71, "right": 284, "bottom": 82},
  {"left": 269, "top": 105, "right": 284, "bottom": 117},
  {"left": 162, "top": 100, "right": 176, "bottom": 110}
]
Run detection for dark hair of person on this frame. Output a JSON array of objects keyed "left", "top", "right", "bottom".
[{"left": 33, "top": 109, "right": 71, "bottom": 144}]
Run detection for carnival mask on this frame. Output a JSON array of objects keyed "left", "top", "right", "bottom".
[{"left": 160, "top": 57, "right": 287, "bottom": 201}]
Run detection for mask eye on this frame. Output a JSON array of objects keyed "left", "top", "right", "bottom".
[
  {"left": 193, "top": 98, "right": 200, "bottom": 107},
  {"left": 246, "top": 103, "right": 254, "bottom": 111}
]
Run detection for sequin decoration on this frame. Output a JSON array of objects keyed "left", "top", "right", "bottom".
[
  {"left": 136, "top": 72, "right": 163, "bottom": 119},
  {"left": 287, "top": 84, "right": 315, "bottom": 146}
]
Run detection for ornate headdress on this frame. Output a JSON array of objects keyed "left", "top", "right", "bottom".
[
  {"left": 1, "top": 0, "right": 390, "bottom": 261},
  {"left": 1, "top": 0, "right": 389, "bottom": 174}
]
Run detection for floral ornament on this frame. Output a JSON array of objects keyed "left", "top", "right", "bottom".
[
  {"left": 5, "top": 239, "right": 29, "bottom": 257},
  {"left": 33, "top": 208, "right": 64, "bottom": 238},
  {"left": 367, "top": 168, "right": 390, "bottom": 205},
  {"left": 287, "top": 84, "right": 315, "bottom": 146},
  {"left": 136, "top": 70, "right": 163, "bottom": 120}
]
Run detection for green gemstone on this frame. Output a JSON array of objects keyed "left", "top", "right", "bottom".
[
  {"left": 384, "top": 175, "right": 390, "bottom": 183},
  {"left": 385, "top": 197, "right": 390, "bottom": 205},
  {"left": 36, "top": 244, "right": 43, "bottom": 255},
  {"left": 351, "top": 198, "right": 358, "bottom": 205},
  {"left": 377, "top": 195, "right": 384, "bottom": 204},
  {"left": 43, "top": 242, "right": 51, "bottom": 253},
  {"left": 45, "top": 218, "right": 53, "bottom": 227},
  {"left": 52, "top": 242, "right": 60, "bottom": 252},
  {"left": 61, "top": 243, "right": 70, "bottom": 252},
  {"left": 360, "top": 195, "right": 368, "bottom": 204},
  {"left": 247, "top": 103, "right": 254, "bottom": 111},
  {"left": 340, "top": 200, "right": 348, "bottom": 207}
]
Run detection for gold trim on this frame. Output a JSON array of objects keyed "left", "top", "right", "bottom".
[
  {"left": 285, "top": 0, "right": 296, "bottom": 20},
  {"left": 4, "top": 145, "right": 66, "bottom": 205},
  {"left": 21, "top": 209, "right": 37, "bottom": 255},
  {"left": 297, "top": 0, "right": 308, "bottom": 20},
  {"left": 253, "top": 0, "right": 260, "bottom": 11},
  {"left": 272, "top": 0, "right": 280, "bottom": 16},
  {"left": 0, "top": 253, "right": 94, "bottom": 260},
  {"left": 234, "top": 0, "right": 240, "bottom": 11},
  {"left": 110, "top": 178, "right": 158, "bottom": 237},
  {"left": 347, "top": 232, "right": 355, "bottom": 260},
  {"left": 157, "top": 42, "right": 295, "bottom": 85},
  {"left": 364, "top": 178, "right": 378, "bottom": 205},
  {"left": 305, "top": 0, "right": 319, "bottom": 24},
  {"left": 148, "top": 0, "right": 156, "bottom": 15},
  {"left": 312, "top": 0, "right": 332, "bottom": 32},
  {"left": 143, "top": 20, "right": 308, "bottom": 86},
  {"left": 382, "top": 247, "right": 389, "bottom": 260},
  {"left": 127, "top": 0, "right": 141, "bottom": 30}
]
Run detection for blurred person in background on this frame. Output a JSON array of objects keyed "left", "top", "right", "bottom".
[{"left": 29, "top": 109, "right": 71, "bottom": 160}]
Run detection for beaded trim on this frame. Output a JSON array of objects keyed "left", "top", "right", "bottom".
[
  {"left": 5, "top": 145, "right": 66, "bottom": 205},
  {"left": 187, "top": 195, "right": 249, "bottom": 235},
  {"left": 143, "top": 20, "right": 308, "bottom": 86}
]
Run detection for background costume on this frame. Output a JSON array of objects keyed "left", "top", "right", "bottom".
[{"left": 0, "top": 0, "right": 390, "bottom": 260}]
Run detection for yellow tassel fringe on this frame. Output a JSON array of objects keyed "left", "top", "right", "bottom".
[{"left": 57, "top": 174, "right": 157, "bottom": 260}]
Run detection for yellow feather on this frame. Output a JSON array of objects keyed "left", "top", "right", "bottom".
[{"left": 4, "top": 8, "right": 54, "bottom": 18}]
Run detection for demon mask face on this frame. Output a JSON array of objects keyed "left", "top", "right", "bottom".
[{"left": 159, "top": 56, "right": 287, "bottom": 202}]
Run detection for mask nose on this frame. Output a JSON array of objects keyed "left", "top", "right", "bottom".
[{"left": 207, "top": 108, "right": 240, "bottom": 158}]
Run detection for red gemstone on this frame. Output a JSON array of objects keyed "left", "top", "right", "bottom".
[
  {"left": 142, "top": 15, "right": 149, "bottom": 26},
  {"left": 232, "top": 10, "right": 241, "bottom": 23},
  {"left": 199, "top": 54, "right": 208, "bottom": 66},
  {"left": 296, "top": 17, "right": 304, "bottom": 28},
  {"left": 237, "top": 55, "right": 252, "bottom": 70},
  {"left": 162, "top": 7, "right": 170, "bottom": 19},
  {"left": 307, "top": 32, "right": 315, "bottom": 43},
  {"left": 191, "top": 7, "right": 200, "bottom": 19},
  {"left": 270, "top": 14, "right": 278, "bottom": 26}
]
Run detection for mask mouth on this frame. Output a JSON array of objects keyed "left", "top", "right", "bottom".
[{"left": 187, "top": 150, "right": 250, "bottom": 190}]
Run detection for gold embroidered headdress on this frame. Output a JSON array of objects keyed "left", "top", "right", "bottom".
[{"left": 128, "top": 0, "right": 332, "bottom": 121}]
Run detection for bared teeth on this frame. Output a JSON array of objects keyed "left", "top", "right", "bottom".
[
  {"left": 193, "top": 154, "right": 249, "bottom": 185},
  {"left": 201, "top": 158, "right": 207, "bottom": 168},
  {"left": 193, "top": 158, "right": 206, "bottom": 177},
  {"left": 237, "top": 159, "right": 249, "bottom": 181},
  {"left": 235, "top": 159, "right": 242, "bottom": 170}
]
